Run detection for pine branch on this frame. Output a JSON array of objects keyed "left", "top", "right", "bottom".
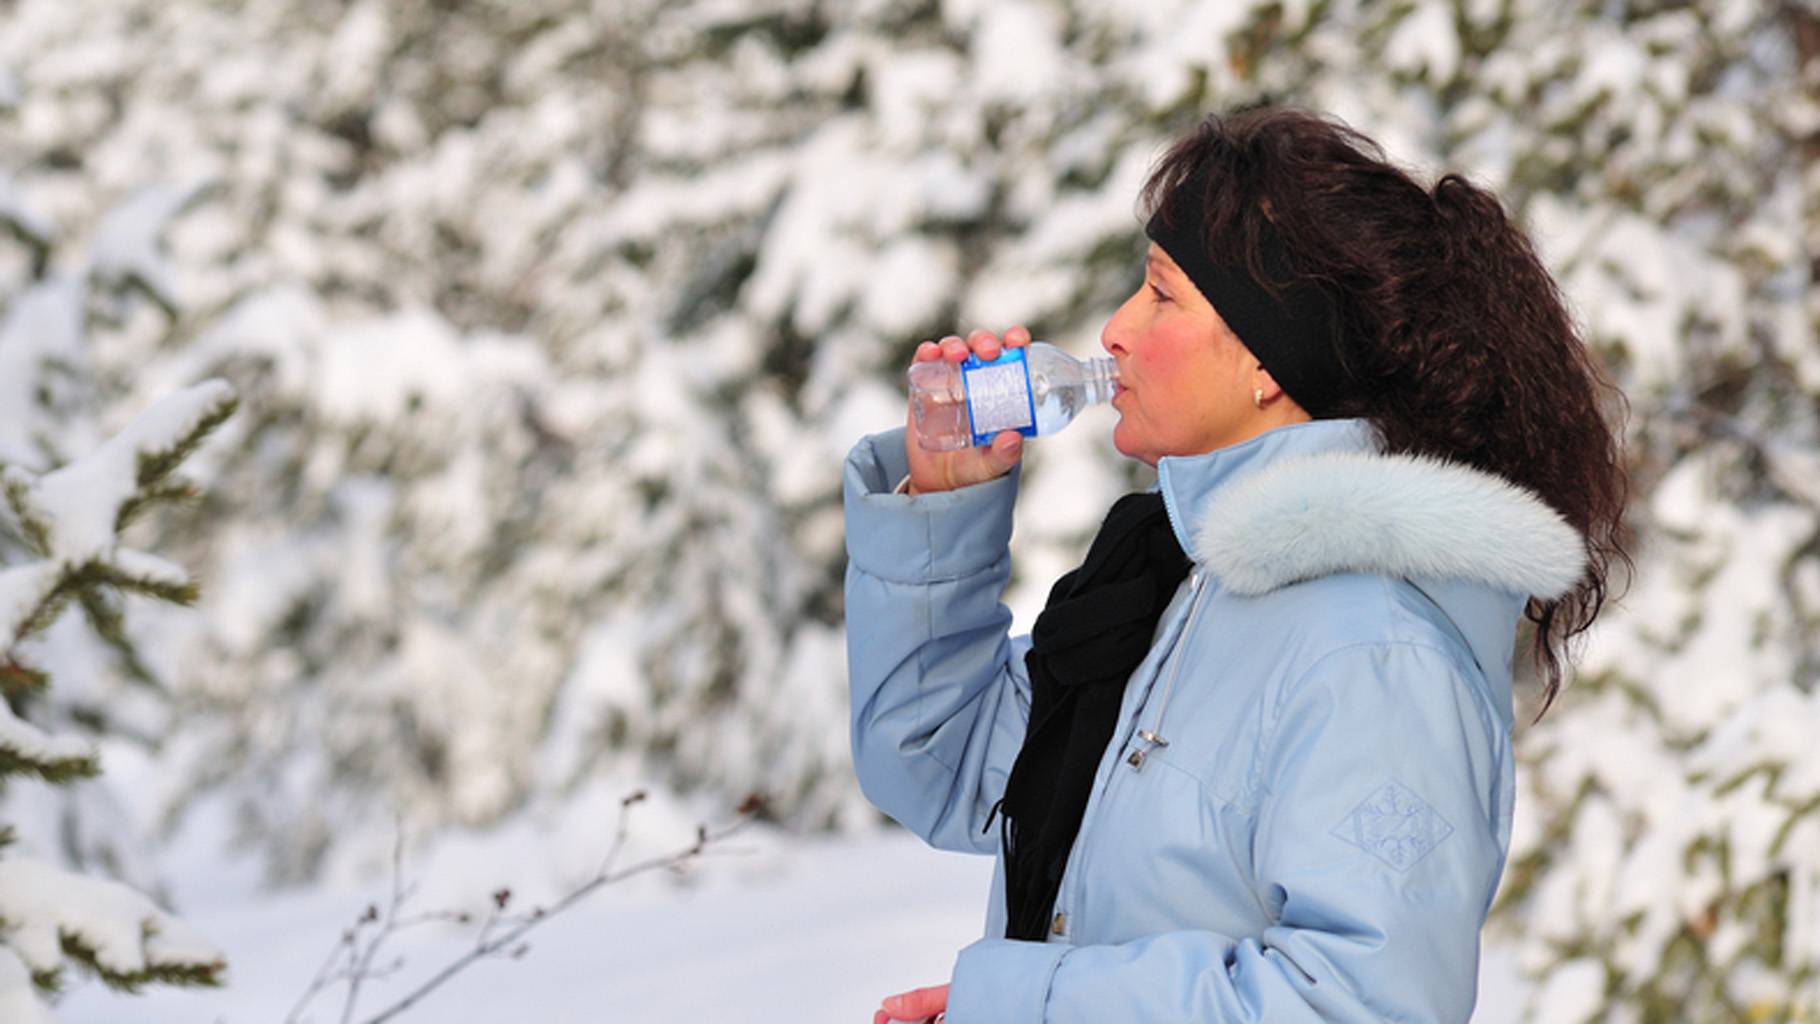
[
  {"left": 0, "top": 212, "right": 53, "bottom": 273},
  {"left": 4, "top": 381, "right": 236, "bottom": 572},
  {"left": 1656, "top": 395, "right": 1820, "bottom": 512},
  {"left": 0, "top": 744, "right": 99, "bottom": 784},
  {"left": 6, "top": 552, "right": 192, "bottom": 694},
  {"left": 0, "top": 683, "right": 99, "bottom": 783},
  {"left": 0, "top": 858, "right": 225, "bottom": 995},
  {"left": 8, "top": 579, "right": 71, "bottom": 649},
  {"left": 132, "top": 394, "right": 237, "bottom": 494},
  {"left": 75, "top": 588, "right": 162, "bottom": 689},
  {"left": 0, "top": 474, "right": 49, "bottom": 558},
  {"left": 1769, "top": 792, "right": 1820, "bottom": 861},
  {"left": 88, "top": 557, "right": 199, "bottom": 607},
  {"left": 55, "top": 933, "right": 224, "bottom": 993},
  {"left": 8, "top": 562, "right": 143, "bottom": 649},
  {"left": 0, "top": 658, "right": 46, "bottom": 695},
  {"left": 114, "top": 268, "right": 180, "bottom": 322},
  {"left": 114, "top": 478, "right": 201, "bottom": 534}
]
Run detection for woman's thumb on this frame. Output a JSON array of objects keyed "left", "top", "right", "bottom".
[
  {"left": 986, "top": 431, "right": 1023, "bottom": 472},
  {"left": 881, "top": 985, "right": 947, "bottom": 1018}
]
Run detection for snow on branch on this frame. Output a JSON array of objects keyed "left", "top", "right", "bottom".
[
  {"left": 0, "top": 277, "right": 86, "bottom": 473},
  {"left": 0, "top": 858, "right": 224, "bottom": 993},
  {"left": 1657, "top": 395, "right": 1820, "bottom": 513},
  {"left": 85, "top": 182, "right": 211, "bottom": 317},
  {"left": 100, "top": 549, "right": 199, "bottom": 603},
  {"left": 0, "top": 690, "right": 96, "bottom": 784},
  {"left": 0, "top": 562, "right": 61, "bottom": 650},
  {"left": 0, "top": 382, "right": 232, "bottom": 692},
  {"left": 0, "top": 659, "right": 46, "bottom": 696},
  {"left": 2, "top": 379, "right": 237, "bottom": 566},
  {"left": 0, "top": 171, "right": 54, "bottom": 265},
  {"left": 0, "top": 381, "right": 236, "bottom": 783},
  {"left": 0, "top": 374, "right": 236, "bottom": 1013},
  {"left": 0, "top": 947, "right": 55, "bottom": 1024}
]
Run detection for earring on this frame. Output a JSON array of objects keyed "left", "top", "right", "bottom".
[{"left": 1252, "top": 387, "right": 1265, "bottom": 409}]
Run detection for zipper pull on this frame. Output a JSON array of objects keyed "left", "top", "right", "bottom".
[
  {"left": 1127, "top": 728, "right": 1169, "bottom": 771},
  {"left": 1127, "top": 571, "right": 1201, "bottom": 772}
]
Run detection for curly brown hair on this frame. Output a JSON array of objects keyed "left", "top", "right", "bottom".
[{"left": 1139, "top": 105, "right": 1632, "bottom": 719}]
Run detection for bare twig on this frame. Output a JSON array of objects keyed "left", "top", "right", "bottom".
[
  {"left": 595, "top": 788, "right": 647, "bottom": 880},
  {"left": 339, "top": 825, "right": 412, "bottom": 1024},
  {"left": 282, "top": 927, "right": 357, "bottom": 1024},
  {"left": 360, "top": 809, "right": 756, "bottom": 1024},
  {"left": 287, "top": 792, "right": 765, "bottom": 1024}
]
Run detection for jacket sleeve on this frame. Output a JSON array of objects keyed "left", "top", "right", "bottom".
[
  {"left": 945, "top": 642, "right": 1507, "bottom": 1023},
  {"left": 843, "top": 427, "right": 1034, "bottom": 856}
]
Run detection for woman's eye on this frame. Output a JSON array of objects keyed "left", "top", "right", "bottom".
[{"left": 1148, "top": 284, "right": 1169, "bottom": 303}]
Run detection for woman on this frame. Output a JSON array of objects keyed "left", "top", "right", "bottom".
[{"left": 842, "top": 107, "right": 1629, "bottom": 1023}]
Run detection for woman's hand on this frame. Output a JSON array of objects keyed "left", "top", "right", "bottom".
[
  {"left": 872, "top": 982, "right": 948, "bottom": 1023},
  {"left": 903, "top": 326, "right": 1029, "bottom": 495}
]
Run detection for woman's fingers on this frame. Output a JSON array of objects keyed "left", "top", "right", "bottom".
[
  {"left": 967, "top": 327, "right": 1001, "bottom": 362},
  {"left": 924, "top": 327, "right": 1030, "bottom": 366},
  {"left": 880, "top": 984, "right": 949, "bottom": 1020},
  {"left": 901, "top": 328, "right": 1031, "bottom": 495}
]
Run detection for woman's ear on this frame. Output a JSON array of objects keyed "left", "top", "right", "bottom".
[
  {"left": 1251, "top": 366, "right": 1313, "bottom": 423},
  {"left": 1252, "top": 366, "right": 1287, "bottom": 405}
]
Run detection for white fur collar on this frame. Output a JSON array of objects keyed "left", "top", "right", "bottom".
[{"left": 1189, "top": 450, "right": 1587, "bottom": 600}]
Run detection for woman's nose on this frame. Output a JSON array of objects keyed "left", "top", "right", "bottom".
[{"left": 1100, "top": 310, "right": 1129, "bottom": 356}]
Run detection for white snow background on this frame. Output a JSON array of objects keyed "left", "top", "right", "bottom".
[
  {"left": 62, "top": 807, "right": 1007, "bottom": 1024},
  {"left": 2, "top": 0, "right": 1815, "bottom": 1020},
  {"left": 57, "top": 811, "right": 1525, "bottom": 1023}
]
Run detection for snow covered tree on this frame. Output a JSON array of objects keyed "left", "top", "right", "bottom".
[
  {"left": 1, "top": 46, "right": 236, "bottom": 1019},
  {"left": 1479, "top": 3, "right": 1820, "bottom": 1018},
  {"left": 0, "top": 379, "right": 234, "bottom": 1019},
  {"left": 4, "top": 3, "right": 1817, "bottom": 1017}
]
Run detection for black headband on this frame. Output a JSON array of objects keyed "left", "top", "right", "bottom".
[{"left": 1143, "top": 187, "right": 1351, "bottom": 418}]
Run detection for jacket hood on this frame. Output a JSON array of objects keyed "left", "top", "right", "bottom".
[
  {"left": 1153, "top": 418, "right": 1587, "bottom": 690},
  {"left": 1190, "top": 448, "right": 1587, "bottom": 602}
]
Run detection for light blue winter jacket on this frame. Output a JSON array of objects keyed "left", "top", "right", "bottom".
[{"left": 842, "top": 417, "right": 1587, "bottom": 1023}]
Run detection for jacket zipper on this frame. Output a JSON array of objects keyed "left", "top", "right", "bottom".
[
  {"left": 1127, "top": 566, "right": 1208, "bottom": 770},
  {"left": 1059, "top": 566, "right": 1209, "bottom": 942}
]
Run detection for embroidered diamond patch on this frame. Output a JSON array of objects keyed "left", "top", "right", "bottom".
[{"left": 1330, "top": 780, "right": 1454, "bottom": 872}]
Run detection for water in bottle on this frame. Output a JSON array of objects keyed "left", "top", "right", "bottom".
[{"left": 908, "top": 342, "right": 1119, "bottom": 451}]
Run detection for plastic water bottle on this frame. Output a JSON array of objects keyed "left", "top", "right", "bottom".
[{"left": 908, "top": 342, "right": 1119, "bottom": 451}]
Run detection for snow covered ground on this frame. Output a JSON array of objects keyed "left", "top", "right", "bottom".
[{"left": 59, "top": 824, "right": 1527, "bottom": 1023}]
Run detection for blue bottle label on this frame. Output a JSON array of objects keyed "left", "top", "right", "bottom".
[{"left": 960, "top": 348, "right": 1037, "bottom": 446}]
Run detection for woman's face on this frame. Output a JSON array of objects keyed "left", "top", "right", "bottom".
[{"left": 1100, "top": 243, "right": 1261, "bottom": 465}]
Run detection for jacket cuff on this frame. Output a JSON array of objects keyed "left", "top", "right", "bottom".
[
  {"left": 842, "top": 427, "right": 1021, "bottom": 584},
  {"left": 947, "top": 937, "right": 1066, "bottom": 1024}
]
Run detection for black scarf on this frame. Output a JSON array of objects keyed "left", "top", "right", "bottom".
[{"left": 992, "top": 491, "right": 1192, "bottom": 941}]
